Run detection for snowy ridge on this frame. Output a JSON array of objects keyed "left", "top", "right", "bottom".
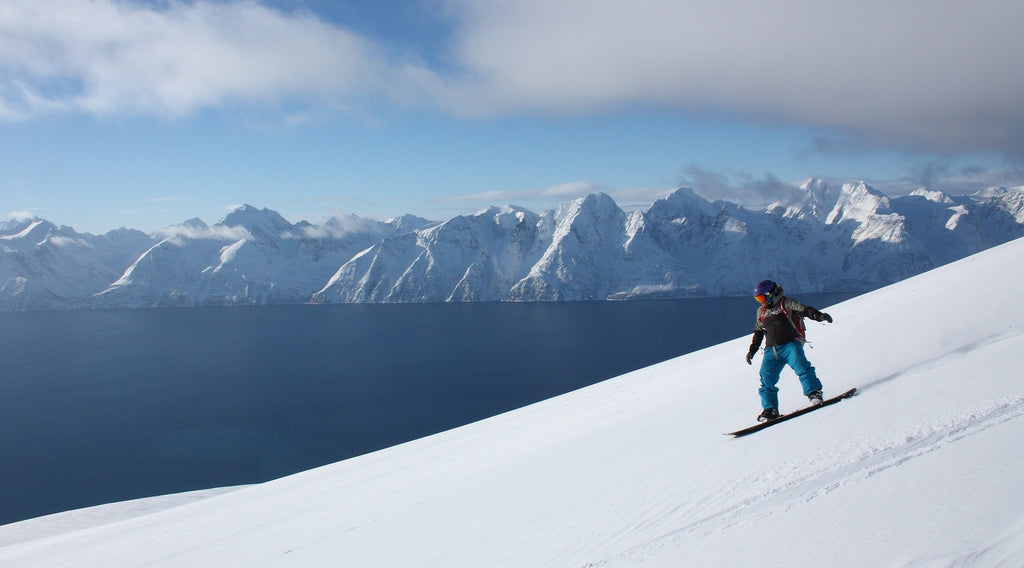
[
  {"left": 0, "top": 217, "right": 154, "bottom": 310},
  {"left": 0, "top": 236, "right": 1021, "bottom": 567},
  {"left": 91, "top": 206, "right": 433, "bottom": 308},
  {"left": 3, "top": 181, "right": 1024, "bottom": 310}
]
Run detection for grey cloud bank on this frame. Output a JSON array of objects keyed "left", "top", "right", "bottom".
[{"left": 1, "top": 0, "right": 1022, "bottom": 160}]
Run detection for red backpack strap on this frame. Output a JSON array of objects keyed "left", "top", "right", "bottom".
[{"left": 779, "top": 297, "right": 806, "bottom": 338}]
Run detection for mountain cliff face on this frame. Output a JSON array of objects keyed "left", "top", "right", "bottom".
[
  {"left": 315, "top": 205, "right": 542, "bottom": 303},
  {"left": 89, "top": 206, "right": 434, "bottom": 308},
  {"left": 0, "top": 218, "right": 155, "bottom": 310},
  {"left": 2, "top": 180, "right": 1023, "bottom": 310}
]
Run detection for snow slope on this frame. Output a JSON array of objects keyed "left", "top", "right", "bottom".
[{"left": 1, "top": 237, "right": 1022, "bottom": 567}]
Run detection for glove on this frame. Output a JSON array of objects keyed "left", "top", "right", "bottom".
[{"left": 821, "top": 312, "right": 833, "bottom": 323}]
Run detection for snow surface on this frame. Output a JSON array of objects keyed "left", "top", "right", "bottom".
[{"left": 1, "top": 237, "right": 1023, "bottom": 567}]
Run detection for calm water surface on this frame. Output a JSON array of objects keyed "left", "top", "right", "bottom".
[{"left": 0, "top": 294, "right": 854, "bottom": 524}]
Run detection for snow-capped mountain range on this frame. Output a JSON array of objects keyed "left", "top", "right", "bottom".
[{"left": 2, "top": 178, "right": 1023, "bottom": 310}]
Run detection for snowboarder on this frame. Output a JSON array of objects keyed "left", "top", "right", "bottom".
[{"left": 745, "top": 279, "right": 833, "bottom": 422}]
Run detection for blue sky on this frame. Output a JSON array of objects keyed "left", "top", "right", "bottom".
[{"left": 2, "top": 0, "right": 1023, "bottom": 234}]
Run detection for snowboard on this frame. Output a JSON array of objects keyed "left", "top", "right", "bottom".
[{"left": 727, "top": 387, "right": 858, "bottom": 438}]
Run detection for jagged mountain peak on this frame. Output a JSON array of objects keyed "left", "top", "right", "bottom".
[
  {"left": 215, "top": 205, "right": 296, "bottom": 244},
  {"left": 220, "top": 205, "right": 292, "bottom": 231},
  {"left": 385, "top": 214, "right": 436, "bottom": 233},
  {"left": 478, "top": 204, "right": 540, "bottom": 227},
  {"left": 179, "top": 218, "right": 209, "bottom": 230},
  {"left": 788, "top": 178, "right": 858, "bottom": 219},
  {"left": 798, "top": 176, "right": 844, "bottom": 204},
  {"left": 658, "top": 187, "right": 708, "bottom": 208},
  {"left": 577, "top": 191, "right": 619, "bottom": 210},
  {"left": 102, "top": 226, "right": 152, "bottom": 240},
  {"left": 970, "top": 185, "right": 1010, "bottom": 199},
  {"left": 825, "top": 181, "right": 894, "bottom": 225},
  {"left": 0, "top": 217, "right": 78, "bottom": 246},
  {"left": 549, "top": 192, "right": 624, "bottom": 225},
  {"left": 909, "top": 187, "right": 955, "bottom": 204},
  {"left": 783, "top": 178, "right": 891, "bottom": 224},
  {"left": 0, "top": 215, "right": 43, "bottom": 236},
  {"left": 420, "top": 206, "right": 534, "bottom": 241},
  {"left": 646, "top": 187, "right": 717, "bottom": 222}
]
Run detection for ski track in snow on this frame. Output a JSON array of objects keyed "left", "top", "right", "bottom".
[
  {"left": 588, "top": 392, "right": 1024, "bottom": 568},
  {"left": 904, "top": 515, "right": 1024, "bottom": 568},
  {"left": 856, "top": 330, "right": 1021, "bottom": 394}
]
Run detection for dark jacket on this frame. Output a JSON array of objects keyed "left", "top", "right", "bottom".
[{"left": 748, "top": 295, "right": 829, "bottom": 354}]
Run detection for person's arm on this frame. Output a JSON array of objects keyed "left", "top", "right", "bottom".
[
  {"left": 746, "top": 330, "right": 764, "bottom": 364},
  {"left": 802, "top": 304, "right": 833, "bottom": 323},
  {"left": 787, "top": 297, "right": 833, "bottom": 323}
]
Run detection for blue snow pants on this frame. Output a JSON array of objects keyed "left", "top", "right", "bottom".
[{"left": 758, "top": 340, "right": 822, "bottom": 410}]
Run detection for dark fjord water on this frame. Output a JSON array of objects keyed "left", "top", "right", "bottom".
[{"left": 0, "top": 294, "right": 854, "bottom": 525}]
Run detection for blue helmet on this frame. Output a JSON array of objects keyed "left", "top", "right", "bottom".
[{"left": 753, "top": 279, "right": 778, "bottom": 297}]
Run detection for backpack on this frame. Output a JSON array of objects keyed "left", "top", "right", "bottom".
[{"left": 759, "top": 297, "right": 807, "bottom": 343}]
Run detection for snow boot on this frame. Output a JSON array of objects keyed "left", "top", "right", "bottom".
[
  {"left": 758, "top": 408, "right": 780, "bottom": 423},
  {"left": 808, "top": 390, "right": 824, "bottom": 405}
]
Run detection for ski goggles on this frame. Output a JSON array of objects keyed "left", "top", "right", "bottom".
[{"left": 754, "top": 294, "right": 770, "bottom": 304}]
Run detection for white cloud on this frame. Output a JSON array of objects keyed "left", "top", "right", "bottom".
[
  {"left": 155, "top": 223, "right": 252, "bottom": 242},
  {"left": 47, "top": 235, "right": 90, "bottom": 248},
  {"left": 294, "top": 213, "right": 384, "bottom": 239},
  {"left": 0, "top": 0, "right": 440, "bottom": 118},
  {"left": 437, "top": 181, "right": 607, "bottom": 205},
  {"left": 6, "top": 211, "right": 38, "bottom": 221}
]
